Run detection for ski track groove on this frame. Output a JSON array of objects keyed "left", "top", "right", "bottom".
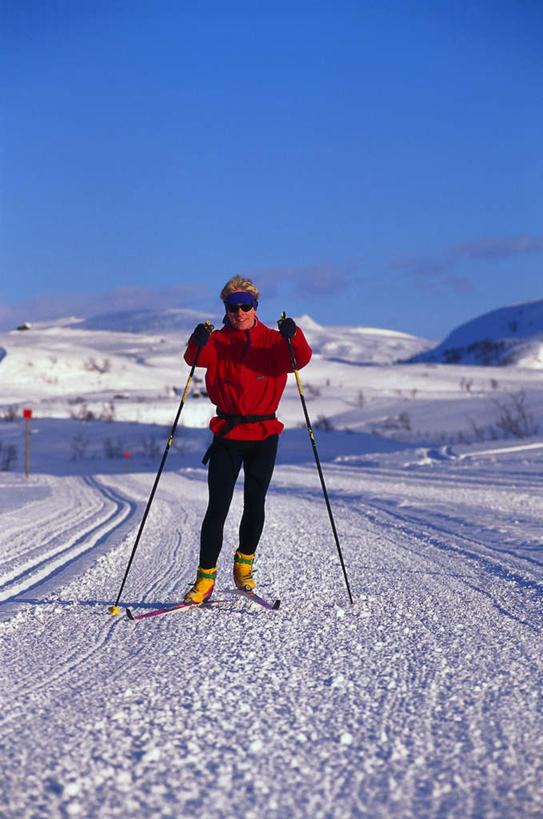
[
  {"left": 273, "top": 461, "right": 543, "bottom": 615},
  {"left": 1, "top": 616, "right": 120, "bottom": 712},
  {"left": 0, "top": 478, "right": 106, "bottom": 576},
  {"left": 0, "top": 477, "right": 143, "bottom": 706},
  {"left": 0, "top": 476, "right": 136, "bottom": 603},
  {"left": 355, "top": 498, "right": 543, "bottom": 628},
  {"left": 116, "top": 475, "right": 204, "bottom": 609}
]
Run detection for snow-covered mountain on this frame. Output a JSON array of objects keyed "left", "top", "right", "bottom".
[
  {"left": 407, "top": 298, "right": 543, "bottom": 368},
  {"left": 1, "top": 302, "right": 542, "bottom": 445},
  {"left": 77, "top": 308, "right": 206, "bottom": 334},
  {"left": 292, "top": 314, "right": 433, "bottom": 364},
  {"left": 0, "top": 310, "right": 437, "bottom": 444},
  {"left": 0, "top": 309, "right": 432, "bottom": 411},
  {"left": 23, "top": 309, "right": 434, "bottom": 364}
]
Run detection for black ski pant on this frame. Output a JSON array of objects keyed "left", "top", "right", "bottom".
[{"left": 199, "top": 434, "right": 279, "bottom": 570}]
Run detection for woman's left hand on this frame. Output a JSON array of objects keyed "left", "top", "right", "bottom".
[{"left": 278, "top": 317, "right": 296, "bottom": 339}]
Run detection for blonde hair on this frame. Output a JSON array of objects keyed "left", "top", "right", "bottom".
[{"left": 220, "top": 276, "right": 259, "bottom": 303}]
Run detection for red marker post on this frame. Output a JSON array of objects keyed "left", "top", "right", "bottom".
[
  {"left": 123, "top": 451, "right": 132, "bottom": 474},
  {"left": 23, "top": 409, "right": 32, "bottom": 478}
]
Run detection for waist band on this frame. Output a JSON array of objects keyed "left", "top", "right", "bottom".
[
  {"left": 202, "top": 411, "right": 277, "bottom": 465},
  {"left": 216, "top": 410, "right": 277, "bottom": 424}
]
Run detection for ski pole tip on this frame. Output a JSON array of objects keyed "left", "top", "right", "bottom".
[{"left": 108, "top": 605, "right": 121, "bottom": 615}]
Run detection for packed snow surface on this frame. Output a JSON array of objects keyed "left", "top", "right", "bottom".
[{"left": 1, "top": 306, "right": 543, "bottom": 817}]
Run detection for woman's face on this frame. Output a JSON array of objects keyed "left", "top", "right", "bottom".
[{"left": 226, "top": 291, "right": 257, "bottom": 331}]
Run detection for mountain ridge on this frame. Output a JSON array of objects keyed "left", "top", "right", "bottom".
[
  {"left": 5, "top": 298, "right": 542, "bottom": 375},
  {"left": 406, "top": 298, "right": 543, "bottom": 368}
]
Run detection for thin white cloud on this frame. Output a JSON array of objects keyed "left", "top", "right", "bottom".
[
  {"left": 389, "top": 233, "right": 543, "bottom": 293},
  {"left": 249, "top": 261, "right": 360, "bottom": 301},
  {"left": 446, "top": 235, "right": 543, "bottom": 262}
]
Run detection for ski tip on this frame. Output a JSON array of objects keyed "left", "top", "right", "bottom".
[
  {"left": 273, "top": 599, "right": 281, "bottom": 610},
  {"left": 126, "top": 608, "right": 135, "bottom": 620}
]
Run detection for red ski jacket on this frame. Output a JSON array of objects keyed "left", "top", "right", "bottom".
[{"left": 184, "top": 318, "right": 312, "bottom": 440}]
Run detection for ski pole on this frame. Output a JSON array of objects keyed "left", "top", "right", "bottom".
[
  {"left": 280, "top": 313, "right": 354, "bottom": 606},
  {"left": 108, "top": 323, "right": 212, "bottom": 614}
]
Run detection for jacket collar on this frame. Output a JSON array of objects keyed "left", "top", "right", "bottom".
[{"left": 223, "top": 316, "right": 260, "bottom": 335}]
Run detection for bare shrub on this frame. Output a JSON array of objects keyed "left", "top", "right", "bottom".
[
  {"left": 467, "top": 417, "right": 488, "bottom": 443},
  {"left": 104, "top": 438, "right": 125, "bottom": 459},
  {"left": 70, "top": 403, "right": 95, "bottom": 421},
  {"left": 304, "top": 383, "right": 321, "bottom": 399},
  {"left": 467, "top": 417, "right": 500, "bottom": 443},
  {"left": 493, "top": 391, "right": 539, "bottom": 439},
  {"left": 191, "top": 376, "right": 208, "bottom": 399},
  {"left": 84, "top": 357, "right": 112, "bottom": 374},
  {"left": 1, "top": 405, "right": 18, "bottom": 422},
  {"left": 372, "top": 412, "right": 412, "bottom": 434},
  {"left": 0, "top": 443, "right": 17, "bottom": 470},
  {"left": 69, "top": 400, "right": 114, "bottom": 421},
  {"left": 142, "top": 436, "right": 161, "bottom": 459},
  {"left": 314, "top": 415, "right": 334, "bottom": 431},
  {"left": 71, "top": 433, "right": 89, "bottom": 459},
  {"left": 99, "top": 402, "right": 116, "bottom": 422}
]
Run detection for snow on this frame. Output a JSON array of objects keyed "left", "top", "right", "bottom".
[
  {"left": 409, "top": 298, "right": 543, "bottom": 367},
  {"left": 295, "top": 313, "right": 433, "bottom": 365},
  {"left": 1, "top": 304, "right": 543, "bottom": 817}
]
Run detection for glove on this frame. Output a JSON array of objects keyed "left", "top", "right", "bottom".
[
  {"left": 278, "top": 316, "right": 296, "bottom": 340},
  {"left": 191, "top": 323, "right": 213, "bottom": 347}
]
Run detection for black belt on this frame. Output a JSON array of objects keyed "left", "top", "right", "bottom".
[{"left": 202, "top": 411, "right": 277, "bottom": 464}]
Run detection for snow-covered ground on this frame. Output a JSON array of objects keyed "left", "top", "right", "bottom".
[{"left": 1, "top": 307, "right": 543, "bottom": 817}]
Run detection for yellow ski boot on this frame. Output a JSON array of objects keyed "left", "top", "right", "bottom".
[
  {"left": 233, "top": 551, "right": 256, "bottom": 591},
  {"left": 184, "top": 567, "right": 217, "bottom": 604}
]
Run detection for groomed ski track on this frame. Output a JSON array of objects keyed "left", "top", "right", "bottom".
[{"left": 1, "top": 453, "right": 543, "bottom": 818}]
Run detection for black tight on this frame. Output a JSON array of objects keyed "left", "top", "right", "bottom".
[{"left": 199, "top": 435, "right": 279, "bottom": 569}]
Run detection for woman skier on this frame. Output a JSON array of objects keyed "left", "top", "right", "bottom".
[{"left": 183, "top": 275, "right": 312, "bottom": 603}]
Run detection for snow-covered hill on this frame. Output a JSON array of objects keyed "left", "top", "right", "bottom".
[
  {"left": 292, "top": 314, "right": 433, "bottom": 364},
  {"left": 0, "top": 309, "right": 433, "bottom": 425},
  {"left": 407, "top": 298, "right": 543, "bottom": 368},
  {"left": 77, "top": 307, "right": 206, "bottom": 334},
  {"left": 1, "top": 304, "right": 542, "bottom": 450}
]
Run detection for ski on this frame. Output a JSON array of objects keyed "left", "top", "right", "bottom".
[
  {"left": 232, "top": 588, "right": 281, "bottom": 610},
  {"left": 126, "top": 590, "right": 280, "bottom": 621},
  {"left": 126, "top": 598, "right": 235, "bottom": 621}
]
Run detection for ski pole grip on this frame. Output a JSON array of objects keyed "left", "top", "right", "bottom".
[
  {"left": 279, "top": 312, "right": 298, "bottom": 370},
  {"left": 199, "top": 320, "right": 214, "bottom": 350}
]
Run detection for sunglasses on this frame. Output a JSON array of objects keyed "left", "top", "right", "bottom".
[{"left": 226, "top": 303, "right": 255, "bottom": 313}]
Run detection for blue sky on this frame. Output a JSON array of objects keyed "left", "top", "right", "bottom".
[{"left": 1, "top": 0, "right": 542, "bottom": 339}]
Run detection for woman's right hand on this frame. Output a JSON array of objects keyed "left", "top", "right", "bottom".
[{"left": 192, "top": 323, "right": 213, "bottom": 347}]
